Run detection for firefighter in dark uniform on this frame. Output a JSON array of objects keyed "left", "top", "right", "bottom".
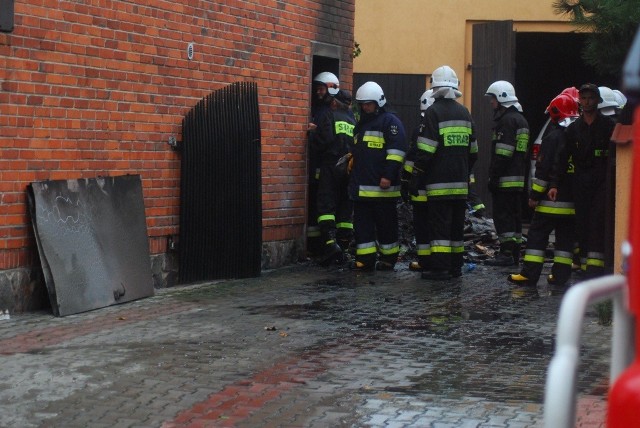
[
  {"left": 402, "top": 89, "right": 433, "bottom": 272},
  {"left": 549, "top": 83, "right": 616, "bottom": 279},
  {"left": 412, "top": 65, "right": 478, "bottom": 280},
  {"left": 484, "top": 80, "right": 530, "bottom": 266},
  {"left": 509, "top": 93, "right": 579, "bottom": 287},
  {"left": 467, "top": 172, "right": 486, "bottom": 218},
  {"left": 350, "top": 81, "right": 407, "bottom": 271},
  {"left": 313, "top": 89, "right": 355, "bottom": 265},
  {"left": 307, "top": 72, "right": 340, "bottom": 257}
]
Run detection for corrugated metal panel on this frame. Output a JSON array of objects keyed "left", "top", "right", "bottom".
[
  {"left": 179, "top": 82, "right": 262, "bottom": 283},
  {"left": 471, "top": 20, "right": 515, "bottom": 216}
]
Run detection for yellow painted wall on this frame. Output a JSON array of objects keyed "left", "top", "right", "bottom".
[
  {"left": 354, "top": 0, "right": 573, "bottom": 107},
  {"left": 355, "top": 0, "right": 569, "bottom": 73}
]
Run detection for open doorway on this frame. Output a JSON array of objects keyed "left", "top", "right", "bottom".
[
  {"left": 307, "top": 46, "right": 340, "bottom": 257},
  {"left": 515, "top": 32, "right": 618, "bottom": 149}
]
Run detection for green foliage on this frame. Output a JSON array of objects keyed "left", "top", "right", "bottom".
[
  {"left": 553, "top": 0, "right": 640, "bottom": 79},
  {"left": 595, "top": 299, "right": 613, "bottom": 326},
  {"left": 352, "top": 41, "right": 361, "bottom": 59}
]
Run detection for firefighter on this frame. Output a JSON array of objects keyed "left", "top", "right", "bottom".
[
  {"left": 467, "top": 172, "right": 486, "bottom": 218},
  {"left": 598, "top": 86, "right": 621, "bottom": 118},
  {"left": 350, "top": 81, "right": 407, "bottom": 271},
  {"left": 484, "top": 80, "right": 530, "bottom": 267},
  {"left": 562, "top": 86, "right": 580, "bottom": 103},
  {"left": 549, "top": 83, "right": 616, "bottom": 279},
  {"left": 412, "top": 66, "right": 478, "bottom": 280},
  {"left": 402, "top": 89, "right": 434, "bottom": 272},
  {"left": 509, "top": 93, "right": 579, "bottom": 287},
  {"left": 307, "top": 72, "right": 340, "bottom": 257},
  {"left": 313, "top": 89, "right": 355, "bottom": 265}
]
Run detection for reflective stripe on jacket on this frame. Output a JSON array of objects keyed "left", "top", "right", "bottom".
[
  {"left": 349, "top": 109, "right": 407, "bottom": 201},
  {"left": 489, "top": 106, "right": 529, "bottom": 192},
  {"left": 530, "top": 122, "right": 575, "bottom": 216},
  {"left": 414, "top": 98, "right": 477, "bottom": 200}
]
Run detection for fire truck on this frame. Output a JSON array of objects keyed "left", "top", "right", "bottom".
[{"left": 543, "top": 27, "right": 640, "bottom": 428}]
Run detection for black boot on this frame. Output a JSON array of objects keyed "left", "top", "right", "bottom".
[
  {"left": 486, "top": 240, "right": 518, "bottom": 267},
  {"left": 318, "top": 229, "right": 342, "bottom": 266},
  {"left": 512, "top": 243, "right": 521, "bottom": 266},
  {"left": 485, "top": 252, "right": 515, "bottom": 267}
]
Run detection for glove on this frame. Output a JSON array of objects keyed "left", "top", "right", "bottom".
[
  {"left": 487, "top": 178, "right": 498, "bottom": 193},
  {"left": 335, "top": 153, "right": 353, "bottom": 176},
  {"left": 400, "top": 179, "right": 410, "bottom": 203}
]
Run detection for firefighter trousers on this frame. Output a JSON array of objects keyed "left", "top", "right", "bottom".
[
  {"left": 491, "top": 190, "right": 523, "bottom": 258},
  {"left": 574, "top": 172, "right": 606, "bottom": 278},
  {"left": 425, "top": 199, "right": 466, "bottom": 272},
  {"left": 412, "top": 203, "right": 431, "bottom": 270},
  {"left": 521, "top": 212, "right": 575, "bottom": 286},
  {"left": 353, "top": 200, "right": 399, "bottom": 268},
  {"left": 317, "top": 162, "right": 353, "bottom": 248}
]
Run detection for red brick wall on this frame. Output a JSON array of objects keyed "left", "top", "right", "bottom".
[{"left": 0, "top": 0, "right": 355, "bottom": 270}]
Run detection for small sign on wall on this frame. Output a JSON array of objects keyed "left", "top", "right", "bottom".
[{"left": 0, "top": 0, "right": 14, "bottom": 33}]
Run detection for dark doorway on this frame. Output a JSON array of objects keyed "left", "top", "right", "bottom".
[
  {"left": 307, "top": 48, "right": 340, "bottom": 255},
  {"left": 515, "top": 32, "right": 618, "bottom": 155},
  {"left": 515, "top": 31, "right": 618, "bottom": 221}
]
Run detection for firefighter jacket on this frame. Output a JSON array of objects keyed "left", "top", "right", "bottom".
[
  {"left": 349, "top": 108, "right": 407, "bottom": 201},
  {"left": 313, "top": 107, "right": 355, "bottom": 166},
  {"left": 488, "top": 106, "right": 530, "bottom": 192},
  {"left": 529, "top": 122, "right": 574, "bottom": 217},
  {"left": 402, "top": 120, "right": 428, "bottom": 203},
  {"left": 308, "top": 101, "right": 332, "bottom": 180},
  {"left": 413, "top": 98, "right": 478, "bottom": 200},
  {"left": 562, "top": 112, "right": 615, "bottom": 181}
]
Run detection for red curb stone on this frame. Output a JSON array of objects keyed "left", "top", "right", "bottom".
[{"left": 164, "top": 345, "right": 354, "bottom": 426}]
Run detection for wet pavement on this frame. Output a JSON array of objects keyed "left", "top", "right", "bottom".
[{"left": 0, "top": 262, "right": 610, "bottom": 427}]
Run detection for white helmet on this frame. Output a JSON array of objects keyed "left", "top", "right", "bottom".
[
  {"left": 485, "top": 80, "right": 519, "bottom": 107},
  {"left": 419, "top": 89, "right": 434, "bottom": 111},
  {"left": 355, "top": 81, "right": 386, "bottom": 107},
  {"left": 612, "top": 89, "right": 627, "bottom": 109},
  {"left": 598, "top": 86, "right": 619, "bottom": 115},
  {"left": 430, "top": 66, "right": 459, "bottom": 89},
  {"left": 313, "top": 72, "right": 340, "bottom": 96}
]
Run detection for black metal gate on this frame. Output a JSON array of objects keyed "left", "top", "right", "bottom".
[{"left": 179, "top": 82, "right": 262, "bottom": 283}]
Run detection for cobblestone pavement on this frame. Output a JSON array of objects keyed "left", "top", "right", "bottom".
[{"left": 0, "top": 262, "right": 610, "bottom": 427}]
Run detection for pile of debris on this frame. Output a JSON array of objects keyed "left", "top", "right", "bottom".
[{"left": 397, "top": 201, "right": 501, "bottom": 265}]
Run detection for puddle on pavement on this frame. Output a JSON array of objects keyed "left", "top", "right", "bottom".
[
  {"left": 239, "top": 296, "right": 342, "bottom": 319},
  {"left": 158, "top": 270, "right": 608, "bottom": 406}
]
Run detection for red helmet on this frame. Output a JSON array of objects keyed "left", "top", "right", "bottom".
[
  {"left": 560, "top": 86, "right": 579, "bottom": 103},
  {"left": 546, "top": 93, "right": 579, "bottom": 123}
]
